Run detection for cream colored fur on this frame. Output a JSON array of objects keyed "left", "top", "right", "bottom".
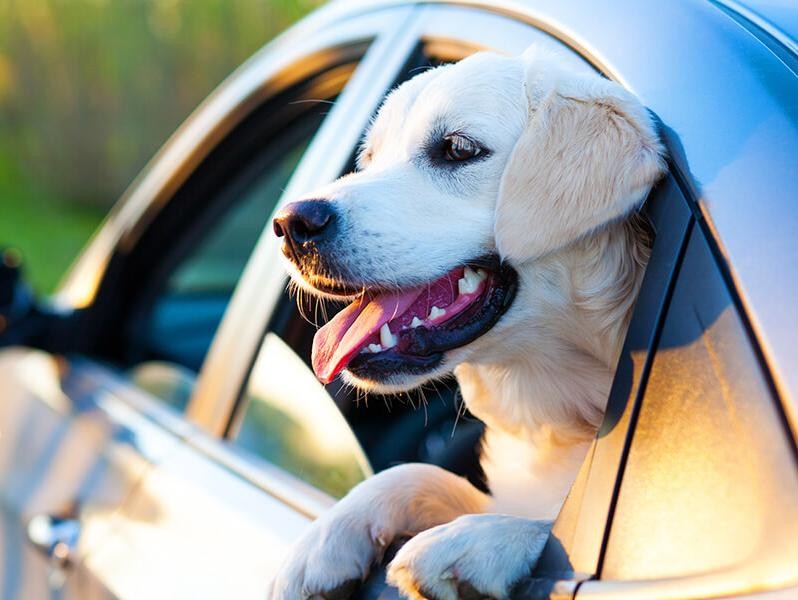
[{"left": 268, "top": 46, "right": 665, "bottom": 599}]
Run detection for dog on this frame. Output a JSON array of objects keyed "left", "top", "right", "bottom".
[{"left": 268, "top": 46, "right": 666, "bottom": 599}]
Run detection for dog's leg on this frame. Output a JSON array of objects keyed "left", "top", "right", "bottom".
[
  {"left": 386, "top": 514, "right": 551, "bottom": 600},
  {"left": 267, "top": 463, "right": 488, "bottom": 599}
]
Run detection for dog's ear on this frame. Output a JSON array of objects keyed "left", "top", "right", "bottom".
[{"left": 494, "top": 51, "right": 666, "bottom": 263}]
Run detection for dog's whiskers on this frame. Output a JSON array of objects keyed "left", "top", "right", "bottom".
[{"left": 451, "top": 385, "right": 467, "bottom": 438}]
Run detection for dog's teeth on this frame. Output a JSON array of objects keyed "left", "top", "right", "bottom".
[
  {"left": 463, "top": 266, "right": 483, "bottom": 290},
  {"left": 380, "top": 323, "right": 397, "bottom": 348},
  {"left": 476, "top": 268, "right": 487, "bottom": 280},
  {"left": 410, "top": 316, "right": 423, "bottom": 328},
  {"left": 458, "top": 275, "right": 480, "bottom": 295},
  {"left": 458, "top": 277, "right": 474, "bottom": 295},
  {"left": 428, "top": 306, "right": 445, "bottom": 320},
  {"left": 368, "top": 343, "right": 382, "bottom": 353}
]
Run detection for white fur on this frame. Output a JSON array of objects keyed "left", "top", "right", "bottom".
[{"left": 269, "top": 46, "right": 665, "bottom": 598}]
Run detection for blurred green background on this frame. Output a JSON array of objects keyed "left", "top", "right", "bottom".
[{"left": 0, "top": 0, "right": 322, "bottom": 293}]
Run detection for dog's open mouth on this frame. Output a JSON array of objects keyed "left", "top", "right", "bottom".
[{"left": 311, "top": 256, "right": 517, "bottom": 384}]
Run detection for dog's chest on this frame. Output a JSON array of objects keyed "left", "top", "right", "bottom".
[{"left": 480, "top": 427, "right": 591, "bottom": 520}]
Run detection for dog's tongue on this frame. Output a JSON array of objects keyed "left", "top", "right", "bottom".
[{"left": 312, "top": 288, "right": 423, "bottom": 383}]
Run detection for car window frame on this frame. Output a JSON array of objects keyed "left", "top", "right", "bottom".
[{"left": 189, "top": 0, "right": 699, "bottom": 535}]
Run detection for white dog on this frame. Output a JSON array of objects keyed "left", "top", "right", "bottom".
[{"left": 269, "top": 46, "right": 666, "bottom": 599}]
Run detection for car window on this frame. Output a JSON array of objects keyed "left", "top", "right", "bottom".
[
  {"left": 133, "top": 125, "right": 313, "bottom": 366},
  {"left": 601, "top": 228, "right": 798, "bottom": 581},
  {"left": 232, "top": 332, "right": 372, "bottom": 498},
  {"left": 124, "top": 114, "right": 321, "bottom": 411}
]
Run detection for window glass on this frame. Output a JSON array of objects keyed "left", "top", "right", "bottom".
[
  {"left": 233, "top": 333, "right": 372, "bottom": 498},
  {"left": 602, "top": 230, "right": 798, "bottom": 580},
  {"left": 125, "top": 109, "right": 324, "bottom": 411},
  {"left": 141, "top": 137, "right": 310, "bottom": 371}
]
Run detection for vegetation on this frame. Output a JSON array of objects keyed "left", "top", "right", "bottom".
[{"left": 0, "top": 0, "right": 322, "bottom": 292}]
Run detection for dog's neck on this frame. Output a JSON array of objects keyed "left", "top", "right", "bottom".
[{"left": 456, "top": 216, "right": 650, "bottom": 443}]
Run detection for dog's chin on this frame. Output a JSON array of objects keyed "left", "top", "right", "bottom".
[
  {"left": 302, "top": 255, "right": 518, "bottom": 390},
  {"left": 339, "top": 360, "right": 452, "bottom": 395}
]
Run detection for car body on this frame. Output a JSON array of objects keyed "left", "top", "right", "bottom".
[{"left": 1, "top": 0, "right": 797, "bottom": 598}]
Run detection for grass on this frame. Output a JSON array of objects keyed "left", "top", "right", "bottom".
[{"left": 0, "top": 182, "right": 104, "bottom": 295}]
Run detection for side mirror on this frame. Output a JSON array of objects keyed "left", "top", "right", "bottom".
[
  {"left": 0, "top": 247, "right": 47, "bottom": 347},
  {"left": 0, "top": 247, "right": 85, "bottom": 352}
]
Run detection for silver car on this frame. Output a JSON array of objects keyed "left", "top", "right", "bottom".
[{"left": 1, "top": 0, "right": 797, "bottom": 598}]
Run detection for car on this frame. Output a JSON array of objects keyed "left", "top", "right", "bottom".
[{"left": 1, "top": 0, "right": 797, "bottom": 598}]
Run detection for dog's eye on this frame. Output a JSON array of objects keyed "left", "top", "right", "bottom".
[{"left": 442, "top": 134, "right": 481, "bottom": 162}]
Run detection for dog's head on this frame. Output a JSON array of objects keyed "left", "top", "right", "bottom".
[{"left": 274, "top": 48, "right": 665, "bottom": 393}]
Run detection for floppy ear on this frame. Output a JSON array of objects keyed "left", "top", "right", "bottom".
[{"left": 495, "top": 51, "right": 666, "bottom": 263}]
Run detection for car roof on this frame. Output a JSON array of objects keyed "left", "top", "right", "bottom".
[{"left": 316, "top": 0, "right": 798, "bottom": 434}]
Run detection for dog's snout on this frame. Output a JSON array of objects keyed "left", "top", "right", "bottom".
[{"left": 273, "top": 200, "right": 335, "bottom": 244}]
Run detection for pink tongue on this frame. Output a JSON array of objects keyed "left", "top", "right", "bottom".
[{"left": 312, "top": 288, "right": 424, "bottom": 383}]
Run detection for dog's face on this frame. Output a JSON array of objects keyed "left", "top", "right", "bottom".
[{"left": 274, "top": 49, "right": 665, "bottom": 393}]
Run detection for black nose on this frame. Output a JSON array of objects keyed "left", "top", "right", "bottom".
[{"left": 273, "top": 200, "right": 335, "bottom": 245}]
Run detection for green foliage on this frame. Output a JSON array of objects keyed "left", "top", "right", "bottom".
[
  {"left": 0, "top": 181, "right": 104, "bottom": 294},
  {"left": 0, "top": 0, "right": 323, "bottom": 292}
]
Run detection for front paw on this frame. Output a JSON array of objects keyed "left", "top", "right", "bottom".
[
  {"left": 267, "top": 508, "right": 392, "bottom": 599},
  {"left": 386, "top": 515, "right": 551, "bottom": 600},
  {"left": 268, "top": 464, "right": 487, "bottom": 599}
]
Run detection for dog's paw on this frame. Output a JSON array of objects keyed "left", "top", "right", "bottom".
[
  {"left": 386, "top": 514, "right": 551, "bottom": 600},
  {"left": 268, "top": 464, "right": 487, "bottom": 599},
  {"left": 267, "top": 506, "right": 393, "bottom": 599}
]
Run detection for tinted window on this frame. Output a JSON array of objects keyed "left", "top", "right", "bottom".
[
  {"left": 125, "top": 113, "right": 321, "bottom": 412},
  {"left": 135, "top": 129, "right": 313, "bottom": 372},
  {"left": 602, "top": 229, "right": 798, "bottom": 580}
]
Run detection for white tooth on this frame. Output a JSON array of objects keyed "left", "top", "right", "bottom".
[
  {"left": 368, "top": 343, "right": 382, "bottom": 353},
  {"left": 410, "top": 316, "right": 424, "bottom": 328},
  {"left": 476, "top": 269, "right": 487, "bottom": 280},
  {"left": 429, "top": 306, "right": 445, "bottom": 320},
  {"left": 463, "top": 266, "right": 476, "bottom": 281},
  {"left": 464, "top": 266, "right": 481, "bottom": 289},
  {"left": 380, "top": 323, "right": 397, "bottom": 348},
  {"left": 458, "top": 277, "right": 473, "bottom": 295}
]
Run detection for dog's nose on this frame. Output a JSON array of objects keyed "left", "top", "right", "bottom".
[{"left": 273, "top": 200, "right": 335, "bottom": 244}]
